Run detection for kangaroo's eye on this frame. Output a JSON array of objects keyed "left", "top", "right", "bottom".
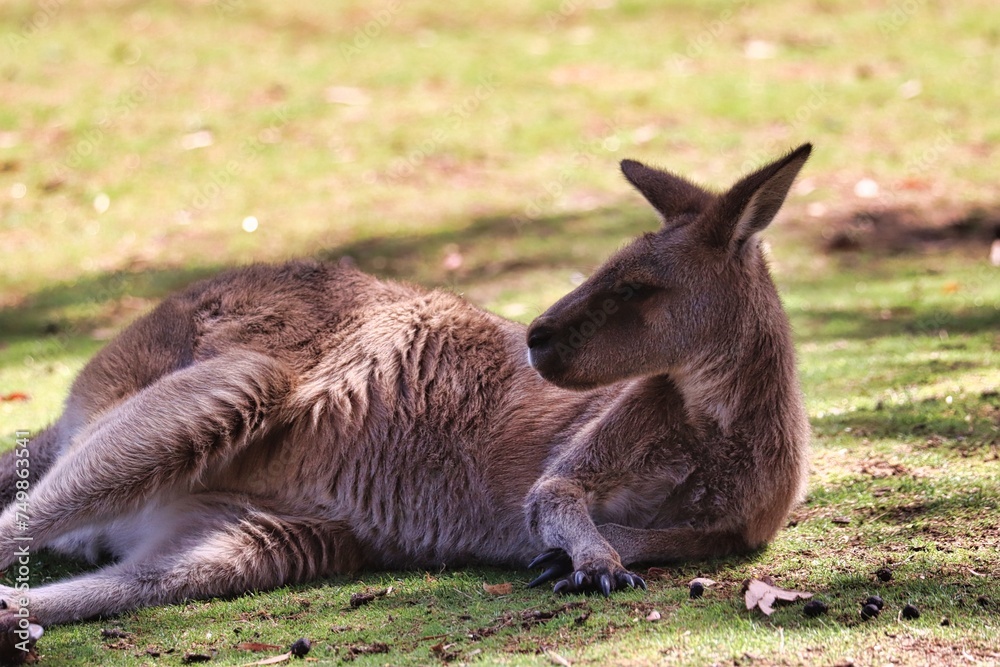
[
  {"left": 629, "top": 283, "right": 660, "bottom": 300},
  {"left": 614, "top": 282, "right": 660, "bottom": 301}
]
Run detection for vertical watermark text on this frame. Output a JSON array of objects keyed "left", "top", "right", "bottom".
[{"left": 11, "top": 431, "right": 34, "bottom": 654}]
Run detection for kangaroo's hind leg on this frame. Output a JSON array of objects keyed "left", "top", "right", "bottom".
[
  {"left": 0, "top": 494, "right": 365, "bottom": 625},
  {"left": 0, "top": 351, "right": 293, "bottom": 569}
]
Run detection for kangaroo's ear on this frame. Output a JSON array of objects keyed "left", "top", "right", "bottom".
[
  {"left": 621, "top": 159, "right": 714, "bottom": 222},
  {"left": 702, "top": 143, "right": 812, "bottom": 250}
]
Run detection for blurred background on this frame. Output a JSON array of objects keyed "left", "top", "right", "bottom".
[{"left": 1, "top": 0, "right": 998, "bottom": 427}]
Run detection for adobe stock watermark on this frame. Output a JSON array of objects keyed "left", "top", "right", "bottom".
[
  {"left": 553, "top": 283, "right": 645, "bottom": 362},
  {"left": 4, "top": 0, "right": 67, "bottom": 56},
  {"left": 59, "top": 62, "right": 164, "bottom": 175},
  {"left": 512, "top": 112, "right": 624, "bottom": 228},
  {"left": 854, "top": 127, "right": 954, "bottom": 230},
  {"left": 188, "top": 106, "right": 290, "bottom": 211},
  {"left": 340, "top": 0, "right": 405, "bottom": 61},
  {"left": 212, "top": 0, "right": 245, "bottom": 16},
  {"left": 670, "top": 0, "right": 750, "bottom": 73},
  {"left": 878, "top": 0, "right": 927, "bottom": 35},
  {"left": 11, "top": 430, "right": 35, "bottom": 654},
  {"left": 740, "top": 81, "right": 828, "bottom": 173},
  {"left": 540, "top": 0, "right": 587, "bottom": 33},
  {"left": 363, "top": 74, "right": 499, "bottom": 185}
]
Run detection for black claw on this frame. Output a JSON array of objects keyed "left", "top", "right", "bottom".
[
  {"left": 528, "top": 548, "right": 573, "bottom": 591},
  {"left": 528, "top": 565, "right": 565, "bottom": 588},
  {"left": 528, "top": 548, "right": 566, "bottom": 570},
  {"left": 537, "top": 559, "right": 645, "bottom": 597}
]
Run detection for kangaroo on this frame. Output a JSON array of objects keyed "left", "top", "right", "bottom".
[{"left": 0, "top": 145, "right": 811, "bottom": 635}]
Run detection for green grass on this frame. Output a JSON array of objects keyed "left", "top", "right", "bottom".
[{"left": 2, "top": 0, "right": 999, "bottom": 665}]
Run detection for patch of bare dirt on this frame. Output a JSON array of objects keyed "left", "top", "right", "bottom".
[{"left": 879, "top": 635, "right": 1000, "bottom": 665}]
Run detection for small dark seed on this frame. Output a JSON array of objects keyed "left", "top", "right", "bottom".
[
  {"left": 940, "top": 617, "right": 950, "bottom": 627},
  {"left": 861, "top": 603, "right": 880, "bottom": 620},
  {"left": 876, "top": 568, "right": 892, "bottom": 582},
  {"left": 865, "top": 595, "right": 885, "bottom": 610},
  {"left": 689, "top": 582, "right": 704, "bottom": 599},
  {"left": 902, "top": 604, "right": 920, "bottom": 620},
  {"left": 803, "top": 600, "right": 828, "bottom": 617},
  {"left": 290, "top": 638, "right": 311, "bottom": 658}
]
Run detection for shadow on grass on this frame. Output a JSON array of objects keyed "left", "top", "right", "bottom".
[
  {"left": 4, "top": 201, "right": 998, "bottom": 341},
  {"left": 818, "top": 203, "right": 1000, "bottom": 256},
  {"left": 0, "top": 205, "right": 654, "bottom": 342},
  {"left": 795, "top": 307, "right": 1000, "bottom": 342},
  {"left": 319, "top": 205, "right": 651, "bottom": 285},
  {"left": 813, "top": 392, "right": 1000, "bottom": 446},
  {"left": 0, "top": 265, "right": 223, "bottom": 339}
]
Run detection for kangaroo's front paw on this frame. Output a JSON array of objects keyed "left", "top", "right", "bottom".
[{"left": 546, "top": 555, "right": 646, "bottom": 597}]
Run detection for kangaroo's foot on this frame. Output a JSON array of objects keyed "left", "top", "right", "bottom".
[
  {"left": 525, "top": 477, "right": 648, "bottom": 597},
  {"left": 527, "top": 547, "right": 646, "bottom": 596},
  {"left": 0, "top": 606, "right": 43, "bottom": 666}
]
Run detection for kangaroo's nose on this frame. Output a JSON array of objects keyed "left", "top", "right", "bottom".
[{"left": 526, "top": 323, "right": 554, "bottom": 350}]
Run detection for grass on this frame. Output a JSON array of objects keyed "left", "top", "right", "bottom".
[{"left": 1, "top": 0, "right": 999, "bottom": 665}]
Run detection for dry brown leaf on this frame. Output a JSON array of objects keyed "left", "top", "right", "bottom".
[
  {"left": 743, "top": 578, "right": 813, "bottom": 616},
  {"left": 348, "top": 587, "right": 390, "bottom": 609},
  {"left": 483, "top": 582, "right": 513, "bottom": 595},
  {"left": 350, "top": 592, "right": 375, "bottom": 607},
  {"left": 236, "top": 642, "right": 283, "bottom": 652}
]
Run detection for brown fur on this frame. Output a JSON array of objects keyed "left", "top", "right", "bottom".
[{"left": 0, "top": 145, "right": 811, "bottom": 625}]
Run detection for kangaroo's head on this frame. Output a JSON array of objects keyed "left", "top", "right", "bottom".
[{"left": 527, "top": 144, "right": 811, "bottom": 390}]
